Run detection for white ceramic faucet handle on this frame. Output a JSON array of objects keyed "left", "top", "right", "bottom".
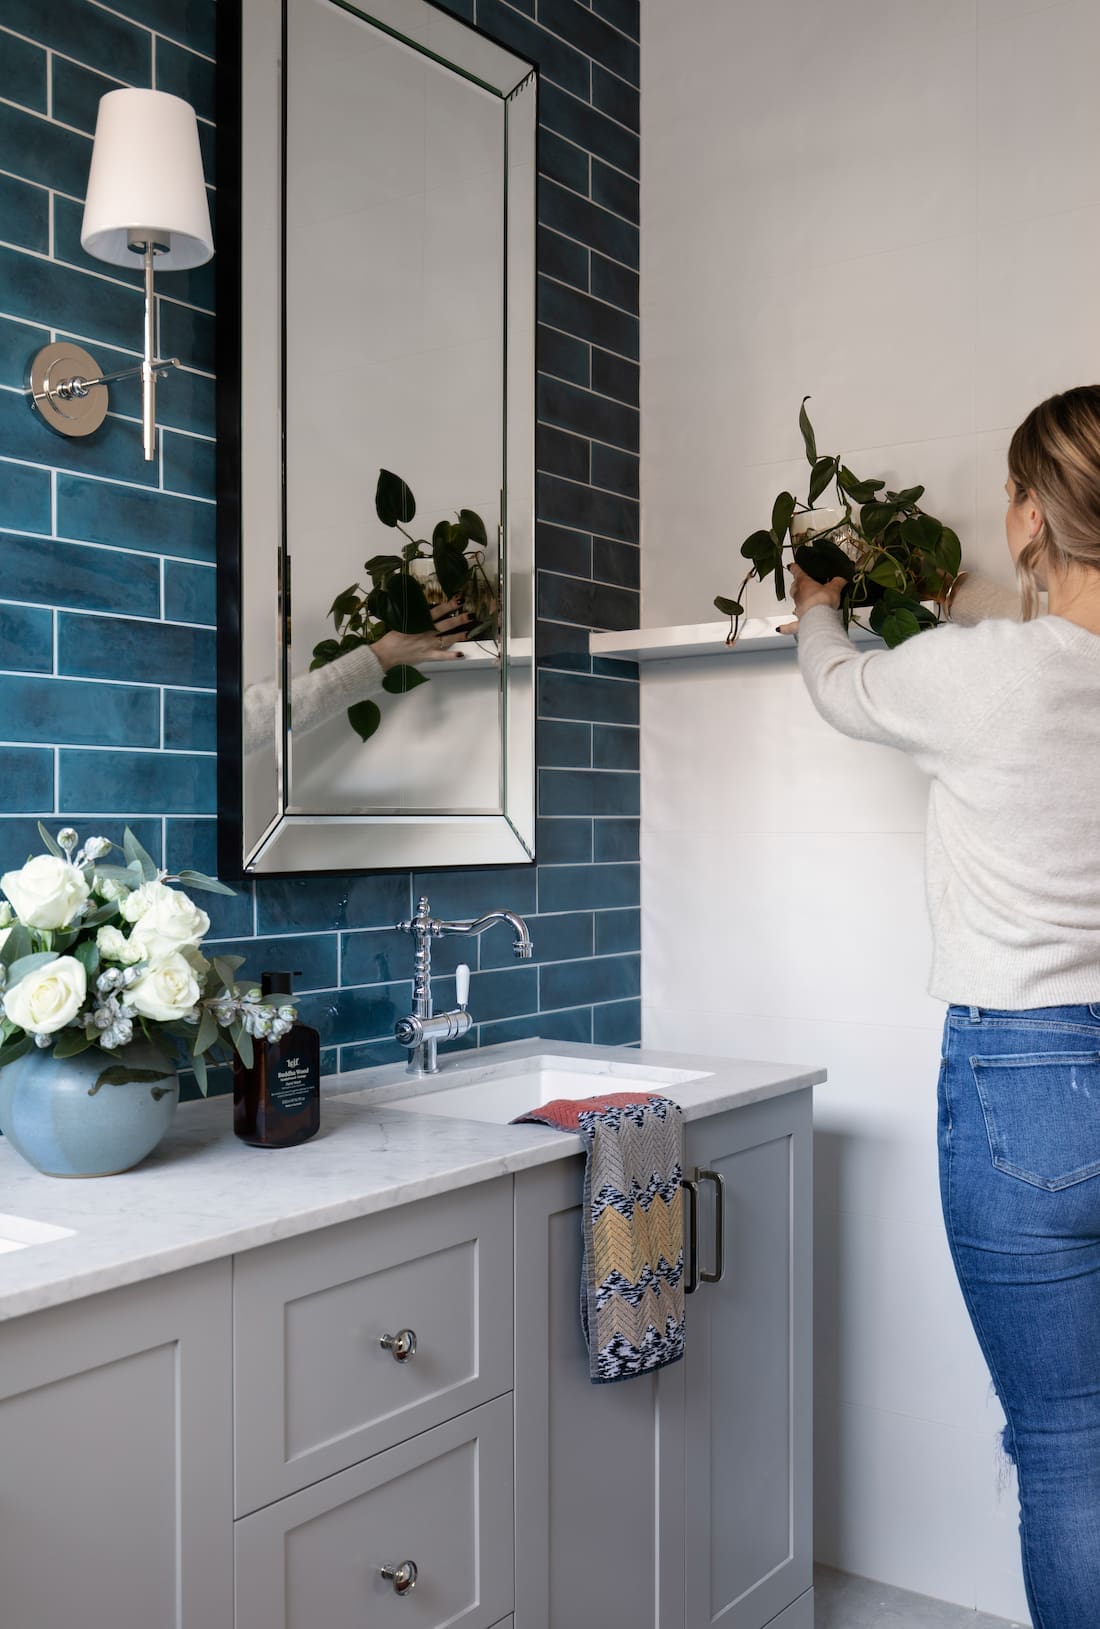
[{"left": 455, "top": 964, "right": 470, "bottom": 1009}]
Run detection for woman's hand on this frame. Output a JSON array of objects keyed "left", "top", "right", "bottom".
[
  {"left": 371, "top": 597, "right": 474, "bottom": 672},
  {"left": 777, "top": 564, "right": 849, "bottom": 635}
]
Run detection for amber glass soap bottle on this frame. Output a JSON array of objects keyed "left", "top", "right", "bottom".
[{"left": 233, "top": 972, "right": 321, "bottom": 1148}]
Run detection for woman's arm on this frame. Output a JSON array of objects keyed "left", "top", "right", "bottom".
[{"left": 242, "top": 598, "right": 474, "bottom": 754}]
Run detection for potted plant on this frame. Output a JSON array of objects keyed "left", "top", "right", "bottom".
[
  {"left": 310, "top": 469, "right": 498, "bottom": 743},
  {"left": 715, "top": 399, "right": 963, "bottom": 648},
  {"left": 0, "top": 825, "right": 294, "bottom": 1177}
]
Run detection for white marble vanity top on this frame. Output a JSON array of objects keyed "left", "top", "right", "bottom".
[{"left": 0, "top": 1040, "right": 824, "bottom": 1322}]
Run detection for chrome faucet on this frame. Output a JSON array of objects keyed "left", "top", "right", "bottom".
[{"left": 394, "top": 895, "right": 533, "bottom": 1075}]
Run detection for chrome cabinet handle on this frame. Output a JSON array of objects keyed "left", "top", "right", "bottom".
[
  {"left": 380, "top": 1328, "right": 417, "bottom": 1362},
  {"left": 380, "top": 1559, "right": 418, "bottom": 1595},
  {"left": 698, "top": 1168, "right": 726, "bottom": 1284},
  {"left": 681, "top": 1176, "right": 699, "bottom": 1295}
]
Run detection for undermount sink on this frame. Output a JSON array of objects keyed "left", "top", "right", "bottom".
[
  {"left": 386, "top": 1055, "right": 712, "bottom": 1126},
  {"left": 0, "top": 1213, "right": 76, "bottom": 1255}
]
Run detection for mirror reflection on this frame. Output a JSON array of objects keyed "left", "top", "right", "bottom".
[{"left": 224, "top": 0, "right": 536, "bottom": 875}]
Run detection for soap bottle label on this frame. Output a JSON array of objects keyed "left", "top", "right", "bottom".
[{"left": 271, "top": 1054, "right": 314, "bottom": 1115}]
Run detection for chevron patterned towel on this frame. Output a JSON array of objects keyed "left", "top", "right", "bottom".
[{"left": 514, "top": 1093, "right": 686, "bottom": 1383}]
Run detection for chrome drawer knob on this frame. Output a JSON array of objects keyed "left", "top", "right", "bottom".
[
  {"left": 380, "top": 1559, "right": 418, "bottom": 1595},
  {"left": 379, "top": 1328, "right": 417, "bottom": 1362}
]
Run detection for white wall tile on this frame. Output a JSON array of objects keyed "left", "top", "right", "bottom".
[
  {"left": 814, "top": 1398, "right": 987, "bottom": 1603},
  {"left": 974, "top": 203, "right": 1100, "bottom": 434},
  {"left": 978, "top": 1, "right": 1100, "bottom": 228}
]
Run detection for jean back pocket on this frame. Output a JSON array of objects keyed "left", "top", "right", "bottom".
[{"left": 970, "top": 1050, "right": 1100, "bottom": 1190}]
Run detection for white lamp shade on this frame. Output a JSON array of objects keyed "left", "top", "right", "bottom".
[{"left": 81, "top": 88, "right": 213, "bottom": 271}]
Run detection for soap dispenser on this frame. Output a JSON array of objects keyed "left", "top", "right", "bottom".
[{"left": 233, "top": 971, "right": 321, "bottom": 1148}]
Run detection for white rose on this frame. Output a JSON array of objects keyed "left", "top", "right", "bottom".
[
  {"left": 123, "top": 882, "right": 210, "bottom": 959},
  {"left": 3, "top": 956, "right": 87, "bottom": 1035},
  {"left": 0, "top": 902, "right": 12, "bottom": 928},
  {"left": 127, "top": 953, "right": 202, "bottom": 1022},
  {"left": 96, "top": 925, "right": 144, "bottom": 966},
  {"left": 1, "top": 855, "right": 90, "bottom": 930}
]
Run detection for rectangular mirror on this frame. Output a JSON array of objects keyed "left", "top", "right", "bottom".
[{"left": 218, "top": 0, "right": 537, "bottom": 875}]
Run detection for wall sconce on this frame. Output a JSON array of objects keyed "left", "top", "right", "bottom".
[{"left": 26, "top": 88, "right": 213, "bottom": 462}]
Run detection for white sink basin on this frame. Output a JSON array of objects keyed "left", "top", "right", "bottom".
[
  {"left": 386, "top": 1055, "right": 712, "bottom": 1126},
  {"left": 0, "top": 1213, "right": 76, "bottom": 1255}
]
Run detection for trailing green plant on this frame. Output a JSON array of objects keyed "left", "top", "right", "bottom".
[
  {"left": 715, "top": 398, "right": 963, "bottom": 648},
  {"left": 310, "top": 469, "right": 498, "bottom": 743}
]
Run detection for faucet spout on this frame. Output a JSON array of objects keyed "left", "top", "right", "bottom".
[{"left": 441, "top": 909, "right": 533, "bottom": 959}]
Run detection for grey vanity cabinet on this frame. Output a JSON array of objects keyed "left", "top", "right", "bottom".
[
  {"left": 233, "top": 1176, "right": 513, "bottom": 1513},
  {"left": 235, "top": 1395, "right": 514, "bottom": 1629},
  {"left": 677, "top": 1091, "right": 814, "bottom": 1629},
  {"left": 0, "top": 1260, "right": 234, "bottom": 1629},
  {"left": 513, "top": 1087, "right": 814, "bottom": 1629}
]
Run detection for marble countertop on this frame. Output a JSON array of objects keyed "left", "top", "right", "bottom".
[{"left": 0, "top": 1039, "right": 824, "bottom": 1322}]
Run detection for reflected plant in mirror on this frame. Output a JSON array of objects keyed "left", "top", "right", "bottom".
[{"left": 309, "top": 470, "right": 500, "bottom": 743}]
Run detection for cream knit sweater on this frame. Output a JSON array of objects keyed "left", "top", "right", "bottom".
[{"left": 795, "top": 579, "right": 1100, "bottom": 1008}]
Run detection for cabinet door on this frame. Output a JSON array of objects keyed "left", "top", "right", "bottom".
[
  {"left": 0, "top": 1261, "right": 233, "bottom": 1629},
  {"left": 235, "top": 1394, "right": 514, "bottom": 1629},
  {"left": 681, "top": 1090, "right": 813, "bottom": 1629},
  {"left": 234, "top": 1176, "right": 513, "bottom": 1512},
  {"left": 514, "top": 1157, "right": 683, "bottom": 1629}
]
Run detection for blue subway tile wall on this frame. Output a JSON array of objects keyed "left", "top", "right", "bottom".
[{"left": 0, "top": 0, "right": 641, "bottom": 1089}]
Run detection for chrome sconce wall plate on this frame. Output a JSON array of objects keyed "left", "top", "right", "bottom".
[{"left": 26, "top": 88, "right": 213, "bottom": 462}]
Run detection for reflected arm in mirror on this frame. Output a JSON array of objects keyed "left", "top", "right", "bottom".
[{"left": 242, "top": 599, "right": 475, "bottom": 754}]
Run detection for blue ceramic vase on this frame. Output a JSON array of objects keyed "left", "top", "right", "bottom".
[{"left": 0, "top": 1043, "right": 179, "bottom": 1177}]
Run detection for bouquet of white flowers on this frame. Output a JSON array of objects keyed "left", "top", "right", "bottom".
[{"left": 0, "top": 824, "right": 294, "bottom": 1094}]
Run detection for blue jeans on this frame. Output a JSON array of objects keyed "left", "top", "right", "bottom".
[{"left": 939, "top": 1005, "right": 1100, "bottom": 1627}]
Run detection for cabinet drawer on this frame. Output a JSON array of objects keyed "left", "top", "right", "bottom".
[
  {"left": 235, "top": 1395, "right": 513, "bottom": 1629},
  {"left": 234, "top": 1177, "right": 512, "bottom": 1512}
]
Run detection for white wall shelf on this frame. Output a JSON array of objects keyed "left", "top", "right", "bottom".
[{"left": 589, "top": 617, "right": 879, "bottom": 663}]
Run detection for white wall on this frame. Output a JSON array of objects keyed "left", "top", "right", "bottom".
[{"left": 640, "top": 0, "right": 1100, "bottom": 1617}]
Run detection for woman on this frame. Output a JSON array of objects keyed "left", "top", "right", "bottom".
[{"left": 788, "top": 385, "right": 1100, "bottom": 1627}]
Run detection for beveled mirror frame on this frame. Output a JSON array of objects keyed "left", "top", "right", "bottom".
[{"left": 216, "top": 0, "right": 537, "bottom": 877}]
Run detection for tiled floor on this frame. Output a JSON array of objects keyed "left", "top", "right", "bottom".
[{"left": 814, "top": 1566, "right": 1027, "bottom": 1628}]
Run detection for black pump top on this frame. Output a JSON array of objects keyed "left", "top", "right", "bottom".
[{"left": 261, "top": 971, "right": 295, "bottom": 997}]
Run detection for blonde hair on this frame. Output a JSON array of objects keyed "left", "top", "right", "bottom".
[{"left": 1007, "top": 385, "right": 1100, "bottom": 619}]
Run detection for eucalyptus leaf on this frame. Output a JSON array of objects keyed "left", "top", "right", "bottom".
[
  {"left": 0, "top": 924, "right": 32, "bottom": 970},
  {"left": 375, "top": 469, "right": 416, "bottom": 527},
  {"left": 798, "top": 396, "right": 817, "bottom": 465},
  {"left": 232, "top": 1022, "right": 254, "bottom": 1072},
  {"left": 211, "top": 955, "right": 246, "bottom": 992},
  {"left": 174, "top": 870, "right": 237, "bottom": 897},
  {"left": 73, "top": 939, "right": 100, "bottom": 977},
  {"left": 92, "top": 863, "right": 140, "bottom": 888},
  {"left": 123, "top": 827, "right": 159, "bottom": 882},
  {"left": 0, "top": 1034, "right": 32, "bottom": 1069},
  {"left": 194, "top": 1005, "right": 219, "bottom": 1056},
  {"left": 36, "top": 822, "right": 65, "bottom": 859},
  {"left": 190, "top": 1048, "right": 209, "bottom": 1096},
  {"left": 53, "top": 1029, "right": 95, "bottom": 1059},
  {"left": 6, "top": 952, "right": 62, "bottom": 986},
  {"left": 347, "top": 699, "right": 382, "bottom": 742},
  {"left": 381, "top": 664, "right": 428, "bottom": 696}
]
